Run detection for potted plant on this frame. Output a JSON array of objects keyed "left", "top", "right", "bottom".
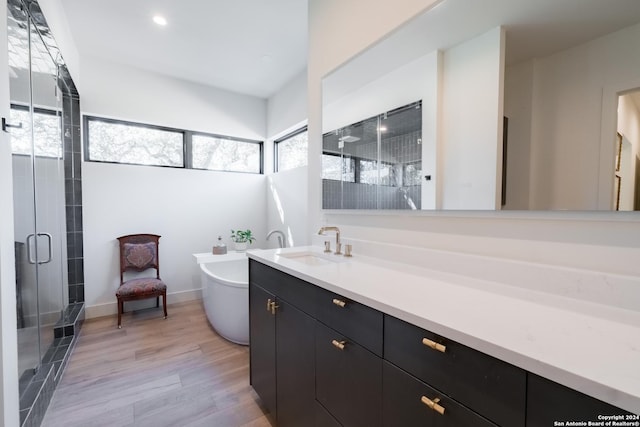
[{"left": 231, "top": 229, "right": 255, "bottom": 252}]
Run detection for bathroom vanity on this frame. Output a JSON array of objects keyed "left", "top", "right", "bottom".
[{"left": 247, "top": 247, "right": 639, "bottom": 426}]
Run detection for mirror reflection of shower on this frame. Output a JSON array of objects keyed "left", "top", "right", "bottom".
[{"left": 322, "top": 100, "right": 423, "bottom": 210}]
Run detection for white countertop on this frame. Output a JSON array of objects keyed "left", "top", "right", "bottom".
[{"left": 247, "top": 246, "right": 640, "bottom": 414}]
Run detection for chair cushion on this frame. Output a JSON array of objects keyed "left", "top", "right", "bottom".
[
  {"left": 123, "top": 242, "right": 158, "bottom": 269},
  {"left": 116, "top": 278, "right": 166, "bottom": 297}
]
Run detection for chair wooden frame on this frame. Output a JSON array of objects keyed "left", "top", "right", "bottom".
[{"left": 116, "top": 233, "right": 167, "bottom": 328}]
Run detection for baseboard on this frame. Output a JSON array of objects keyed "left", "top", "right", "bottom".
[{"left": 85, "top": 288, "right": 203, "bottom": 320}]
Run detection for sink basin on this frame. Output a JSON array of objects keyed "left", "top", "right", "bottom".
[{"left": 277, "top": 251, "right": 341, "bottom": 266}]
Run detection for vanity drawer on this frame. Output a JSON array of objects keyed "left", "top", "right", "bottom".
[
  {"left": 316, "top": 287, "right": 383, "bottom": 356},
  {"left": 316, "top": 322, "right": 382, "bottom": 427},
  {"left": 384, "top": 315, "right": 526, "bottom": 427},
  {"left": 249, "top": 260, "right": 316, "bottom": 317},
  {"left": 383, "top": 361, "right": 498, "bottom": 427}
]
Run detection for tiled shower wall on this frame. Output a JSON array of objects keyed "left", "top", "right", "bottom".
[
  {"left": 61, "top": 67, "right": 84, "bottom": 304},
  {"left": 323, "top": 130, "right": 422, "bottom": 209}
]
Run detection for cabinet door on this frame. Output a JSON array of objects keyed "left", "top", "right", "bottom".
[
  {"left": 249, "top": 283, "right": 277, "bottom": 419},
  {"left": 383, "top": 361, "right": 498, "bottom": 427},
  {"left": 527, "top": 374, "right": 633, "bottom": 427},
  {"left": 316, "top": 322, "right": 382, "bottom": 427},
  {"left": 276, "top": 299, "right": 316, "bottom": 427}
]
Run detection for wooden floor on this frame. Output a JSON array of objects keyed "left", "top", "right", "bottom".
[{"left": 42, "top": 300, "right": 273, "bottom": 427}]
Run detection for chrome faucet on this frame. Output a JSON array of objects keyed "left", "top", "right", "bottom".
[
  {"left": 266, "top": 230, "right": 287, "bottom": 248},
  {"left": 317, "top": 226, "right": 341, "bottom": 255}
]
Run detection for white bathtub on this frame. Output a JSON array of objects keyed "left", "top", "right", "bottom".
[{"left": 198, "top": 254, "right": 249, "bottom": 345}]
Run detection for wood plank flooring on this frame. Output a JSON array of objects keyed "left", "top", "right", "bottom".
[{"left": 42, "top": 300, "right": 273, "bottom": 427}]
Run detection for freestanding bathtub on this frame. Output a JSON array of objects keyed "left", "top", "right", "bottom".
[{"left": 197, "top": 253, "right": 249, "bottom": 345}]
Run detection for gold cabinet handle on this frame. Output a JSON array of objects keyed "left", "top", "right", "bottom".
[
  {"left": 332, "top": 298, "right": 346, "bottom": 308},
  {"left": 266, "top": 298, "right": 272, "bottom": 312},
  {"left": 422, "top": 338, "right": 446, "bottom": 353},
  {"left": 270, "top": 302, "right": 279, "bottom": 315},
  {"left": 331, "top": 339, "right": 346, "bottom": 350},
  {"left": 421, "top": 396, "right": 445, "bottom": 415}
]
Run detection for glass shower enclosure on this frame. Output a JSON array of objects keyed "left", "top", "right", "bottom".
[{"left": 7, "top": 0, "right": 68, "bottom": 393}]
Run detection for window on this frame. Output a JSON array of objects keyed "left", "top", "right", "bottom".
[
  {"left": 86, "top": 117, "right": 184, "bottom": 167},
  {"left": 322, "top": 153, "right": 355, "bottom": 182},
  {"left": 192, "top": 134, "right": 262, "bottom": 173},
  {"left": 84, "top": 116, "right": 264, "bottom": 173},
  {"left": 10, "top": 105, "right": 62, "bottom": 157},
  {"left": 275, "top": 127, "right": 307, "bottom": 171}
]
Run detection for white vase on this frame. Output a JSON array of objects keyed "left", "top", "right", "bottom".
[{"left": 235, "top": 241, "right": 248, "bottom": 252}]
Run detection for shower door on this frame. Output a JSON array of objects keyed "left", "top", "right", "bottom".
[{"left": 8, "top": 0, "right": 66, "bottom": 380}]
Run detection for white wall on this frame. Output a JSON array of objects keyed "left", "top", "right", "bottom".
[
  {"left": 267, "top": 69, "right": 307, "bottom": 139},
  {"left": 266, "top": 167, "right": 309, "bottom": 249},
  {"left": 506, "top": 22, "right": 640, "bottom": 210},
  {"left": 79, "top": 56, "right": 266, "bottom": 140},
  {"left": 264, "top": 70, "right": 310, "bottom": 248},
  {"left": 83, "top": 162, "right": 267, "bottom": 317},
  {"left": 441, "top": 26, "right": 504, "bottom": 210},
  {"left": 309, "top": 0, "right": 640, "bottom": 278},
  {"left": 79, "top": 57, "right": 269, "bottom": 317},
  {"left": 0, "top": 0, "right": 20, "bottom": 423}
]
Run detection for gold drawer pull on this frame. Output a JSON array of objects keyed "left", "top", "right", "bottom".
[
  {"left": 332, "top": 298, "right": 346, "bottom": 308},
  {"left": 421, "top": 396, "right": 445, "bottom": 415},
  {"left": 422, "top": 338, "right": 446, "bottom": 353},
  {"left": 331, "top": 339, "right": 346, "bottom": 350}
]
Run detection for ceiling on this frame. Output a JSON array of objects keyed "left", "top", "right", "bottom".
[
  {"left": 58, "top": 0, "right": 308, "bottom": 99},
  {"left": 57, "top": 0, "right": 640, "bottom": 101}
]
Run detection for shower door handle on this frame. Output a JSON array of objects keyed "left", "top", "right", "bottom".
[
  {"left": 37, "top": 232, "right": 53, "bottom": 264},
  {"left": 2, "top": 117, "right": 23, "bottom": 132},
  {"left": 26, "top": 234, "right": 36, "bottom": 264}
]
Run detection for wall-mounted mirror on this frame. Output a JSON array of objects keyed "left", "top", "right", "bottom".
[{"left": 321, "top": 0, "right": 640, "bottom": 211}]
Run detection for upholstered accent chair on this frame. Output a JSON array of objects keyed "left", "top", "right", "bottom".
[{"left": 116, "top": 234, "right": 167, "bottom": 328}]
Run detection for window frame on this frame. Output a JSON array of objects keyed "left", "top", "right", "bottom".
[
  {"left": 83, "top": 115, "right": 264, "bottom": 174},
  {"left": 321, "top": 152, "right": 356, "bottom": 183},
  {"left": 190, "top": 130, "right": 264, "bottom": 174},
  {"left": 274, "top": 125, "right": 308, "bottom": 172}
]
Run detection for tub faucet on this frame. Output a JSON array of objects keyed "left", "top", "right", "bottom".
[
  {"left": 266, "top": 230, "right": 287, "bottom": 248},
  {"left": 317, "top": 226, "right": 341, "bottom": 255}
]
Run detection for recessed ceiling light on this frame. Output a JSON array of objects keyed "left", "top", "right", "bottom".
[{"left": 153, "top": 15, "right": 167, "bottom": 26}]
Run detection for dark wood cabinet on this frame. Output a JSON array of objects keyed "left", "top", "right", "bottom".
[
  {"left": 383, "top": 361, "right": 498, "bottom": 427},
  {"left": 249, "top": 282, "right": 276, "bottom": 420},
  {"left": 385, "top": 315, "right": 526, "bottom": 427},
  {"left": 249, "top": 261, "right": 316, "bottom": 427},
  {"left": 249, "top": 259, "right": 634, "bottom": 427},
  {"left": 316, "top": 322, "right": 382, "bottom": 427},
  {"left": 527, "top": 374, "right": 634, "bottom": 427}
]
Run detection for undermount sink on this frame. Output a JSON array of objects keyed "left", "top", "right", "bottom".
[{"left": 277, "top": 251, "right": 343, "bottom": 266}]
